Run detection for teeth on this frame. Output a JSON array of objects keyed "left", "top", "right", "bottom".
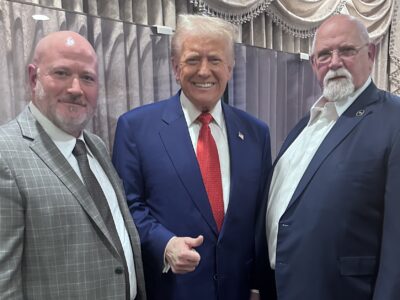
[{"left": 194, "top": 82, "right": 214, "bottom": 88}]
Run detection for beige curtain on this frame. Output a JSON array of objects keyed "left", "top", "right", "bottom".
[
  {"left": 15, "top": 0, "right": 399, "bottom": 94},
  {"left": 0, "top": 0, "right": 182, "bottom": 149},
  {"left": 1, "top": 0, "right": 399, "bottom": 153},
  {"left": 389, "top": 0, "right": 400, "bottom": 95}
]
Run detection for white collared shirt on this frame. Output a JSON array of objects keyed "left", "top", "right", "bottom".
[
  {"left": 180, "top": 91, "right": 231, "bottom": 212},
  {"left": 266, "top": 77, "right": 372, "bottom": 269},
  {"left": 28, "top": 102, "right": 137, "bottom": 299}
]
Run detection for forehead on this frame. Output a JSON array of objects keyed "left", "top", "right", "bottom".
[
  {"left": 314, "top": 19, "right": 364, "bottom": 50},
  {"left": 43, "top": 52, "right": 97, "bottom": 76},
  {"left": 37, "top": 36, "right": 97, "bottom": 70},
  {"left": 181, "top": 34, "right": 230, "bottom": 55}
]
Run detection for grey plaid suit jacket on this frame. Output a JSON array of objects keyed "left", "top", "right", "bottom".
[{"left": 0, "top": 107, "right": 146, "bottom": 300}]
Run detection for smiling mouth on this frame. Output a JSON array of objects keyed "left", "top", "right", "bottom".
[
  {"left": 59, "top": 100, "right": 86, "bottom": 107},
  {"left": 192, "top": 82, "right": 215, "bottom": 88}
]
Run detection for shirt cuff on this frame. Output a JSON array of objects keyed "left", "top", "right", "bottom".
[{"left": 162, "top": 236, "right": 177, "bottom": 273}]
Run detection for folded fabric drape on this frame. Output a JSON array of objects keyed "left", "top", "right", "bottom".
[
  {"left": 192, "top": 0, "right": 395, "bottom": 40},
  {"left": 265, "top": 0, "right": 346, "bottom": 38},
  {"left": 344, "top": 0, "right": 395, "bottom": 40},
  {"left": 389, "top": 0, "right": 400, "bottom": 95},
  {"left": 189, "top": 0, "right": 273, "bottom": 23}
]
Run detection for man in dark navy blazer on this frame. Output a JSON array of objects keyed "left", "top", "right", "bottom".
[
  {"left": 113, "top": 14, "right": 272, "bottom": 300},
  {"left": 256, "top": 14, "right": 400, "bottom": 300}
]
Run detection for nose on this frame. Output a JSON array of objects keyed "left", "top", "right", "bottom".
[
  {"left": 197, "top": 59, "right": 211, "bottom": 77},
  {"left": 329, "top": 50, "right": 343, "bottom": 70},
  {"left": 68, "top": 77, "right": 83, "bottom": 97}
]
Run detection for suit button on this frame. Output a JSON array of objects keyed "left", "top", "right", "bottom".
[{"left": 115, "top": 266, "right": 124, "bottom": 274}]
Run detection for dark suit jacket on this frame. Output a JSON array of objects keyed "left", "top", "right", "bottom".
[
  {"left": 112, "top": 92, "right": 272, "bottom": 300},
  {"left": 0, "top": 107, "right": 146, "bottom": 300},
  {"left": 256, "top": 82, "right": 400, "bottom": 300}
]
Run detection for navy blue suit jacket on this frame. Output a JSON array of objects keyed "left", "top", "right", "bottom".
[
  {"left": 113, "top": 92, "right": 272, "bottom": 300},
  {"left": 256, "top": 82, "right": 400, "bottom": 300}
]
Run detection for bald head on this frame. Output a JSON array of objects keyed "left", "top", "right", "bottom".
[
  {"left": 311, "top": 15, "right": 370, "bottom": 54},
  {"left": 28, "top": 31, "right": 99, "bottom": 137},
  {"left": 32, "top": 31, "right": 97, "bottom": 68}
]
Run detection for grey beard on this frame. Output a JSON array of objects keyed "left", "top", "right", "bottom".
[{"left": 323, "top": 69, "right": 355, "bottom": 102}]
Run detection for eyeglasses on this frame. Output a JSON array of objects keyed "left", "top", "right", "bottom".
[{"left": 313, "top": 44, "right": 369, "bottom": 64}]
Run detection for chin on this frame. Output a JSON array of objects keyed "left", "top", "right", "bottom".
[{"left": 55, "top": 116, "right": 88, "bottom": 135}]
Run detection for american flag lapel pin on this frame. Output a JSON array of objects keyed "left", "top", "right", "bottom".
[{"left": 238, "top": 131, "right": 244, "bottom": 140}]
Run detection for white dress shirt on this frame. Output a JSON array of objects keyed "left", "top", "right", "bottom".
[
  {"left": 28, "top": 102, "right": 137, "bottom": 299},
  {"left": 266, "top": 77, "right": 372, "bottom": 269}
]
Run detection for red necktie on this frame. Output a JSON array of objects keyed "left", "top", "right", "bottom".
[{"left": 197, "top": 113, "right": 224, "bottom": 231}]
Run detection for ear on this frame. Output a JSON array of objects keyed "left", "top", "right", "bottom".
[
  {"left": 28, "top": 64, "right": 38, "bottom": 90},
  {"left": 310, "top": 55, "right": 319, "bottom": 75},
  {"left": 227, "top": 60, "right": 235, "bottom": 80},
  {"left": 367, "top": 43, "right": 376, "bottom": 63},
  {"left": 171, "top": 57, "right": 181, "bottom": 82}
]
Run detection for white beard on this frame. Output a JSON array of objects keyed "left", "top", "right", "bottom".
[{"left": 323, "top": 68, "right": 355, "bottom": 102}]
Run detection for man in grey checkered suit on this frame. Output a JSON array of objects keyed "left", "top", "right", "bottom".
[{"left": 0, "top": 31, "right": 146, "bottom": 300}]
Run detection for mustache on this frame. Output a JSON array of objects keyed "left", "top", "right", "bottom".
[
  {"left": 59, "top": 95, "right": 86, "bottom": 106},
  {"left": 323, "top": 68, "right": 352, "bottom": 84}
]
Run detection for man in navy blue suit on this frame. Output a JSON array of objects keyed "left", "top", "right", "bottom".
[
  {"left": 113, "top": 14, "right": 272, "bottom": 300},
  {"left": 256, "top": 14, "right": 400, "bottom": 300}
]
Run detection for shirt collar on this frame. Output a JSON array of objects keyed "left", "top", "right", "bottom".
[
  {"left": 180, "top": 91, "right": 224, "bottom": 128},
  {"left": 28, "top": 102, "right": 90, "bottom": 158},
  {"left": 335, "top": 76, "right": 371, "bottom": 116},
  {"left": 308, "top": 76, "right": 372, "bottom": 124}
]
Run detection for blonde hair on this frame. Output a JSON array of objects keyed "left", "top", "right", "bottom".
[{"left": 171, "top": 14, "right": 238, "bottom": 64}]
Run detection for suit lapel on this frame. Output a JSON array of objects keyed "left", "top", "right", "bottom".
[
  {"left": 18, "top": 107, "right": 146, "bottom": 294},
  {"left": 17, "top": 108, "right": 118, "bottom": 256},
  {"left": 286, "top": 83, "right": 381, "bottom": 210},
  {"left": 277, "top": 116, "right": 309, "bottom": 162},
  {"left": 221, "top": 103, "right": 248, "bottom": 233},
  {"left": 159, "top": 94, "right": 219, "bottom": 235}
]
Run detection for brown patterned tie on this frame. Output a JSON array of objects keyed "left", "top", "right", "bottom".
[
  {"left": 196, "top": 113, "right": 224, "bottom": 231},
  {"left": 73, "top": 139, "right": 130, "bottom": 300}
]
